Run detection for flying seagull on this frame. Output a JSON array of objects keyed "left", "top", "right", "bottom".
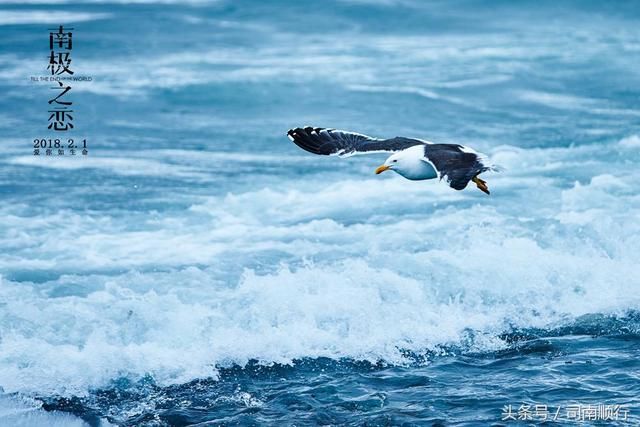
[{"left": 287, "top": 127, "right": 502, "bottom": 195}]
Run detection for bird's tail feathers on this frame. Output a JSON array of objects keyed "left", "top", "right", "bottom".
[{"left": 476, "top": 153, "right": 505, "bottom": 174}]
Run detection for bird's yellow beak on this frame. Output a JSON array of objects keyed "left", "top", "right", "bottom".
[{"left": 375, "top": 165, "right": 391, "bottom": 174}]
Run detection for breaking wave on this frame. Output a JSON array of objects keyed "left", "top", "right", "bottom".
[{"left": 1, "top": 138, "right": 638, "bottom": 398}]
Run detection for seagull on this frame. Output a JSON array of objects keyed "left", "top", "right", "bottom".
[{"left": 287, "top": 127, "right": 502, "bottom": 195}]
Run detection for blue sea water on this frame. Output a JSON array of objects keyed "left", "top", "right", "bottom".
[{"left": 1, "top": 0, "right": 640, "bottom": 425}]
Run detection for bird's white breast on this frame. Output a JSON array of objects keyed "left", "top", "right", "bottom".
[{"left": 394, "top": 145, "right": 438, "bottom": 180}]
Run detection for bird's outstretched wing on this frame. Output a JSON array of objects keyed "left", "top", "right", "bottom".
[
  {"left": 287, "top": 127, "right": 425, "bottom": 157},
  {"left": 422, "top": 144, "right": 493, "bottom": 190}
]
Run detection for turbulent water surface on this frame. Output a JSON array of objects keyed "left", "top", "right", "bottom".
[{"left": 1, "top": 0, "right": 640, "bottom": 425}]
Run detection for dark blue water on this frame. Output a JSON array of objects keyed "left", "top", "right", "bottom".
[
  {"left": 0, "top": 1, "right": 639, "bottom": 425},
  {"left": 33, "top": 318, "right": 640, "bottom": 426}
]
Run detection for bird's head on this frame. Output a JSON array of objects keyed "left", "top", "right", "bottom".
[{"left": 375, "top": 152, "right": 404, "bottom": 175}]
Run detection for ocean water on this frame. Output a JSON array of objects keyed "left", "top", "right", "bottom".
[{"left": 1, "top": 0, "right": 640, "bottom": 425}]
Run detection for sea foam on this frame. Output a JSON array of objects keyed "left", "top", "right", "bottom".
[{"left": 0, "top": 140, "right": 638, "bottom": 396}]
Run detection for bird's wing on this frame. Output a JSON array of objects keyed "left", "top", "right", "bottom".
[
  {"left": 287, "top": 127, "right": 425, "bottom": 157},
  {"left": 422, "top": 144, "right": 492, "bottom": 190}
]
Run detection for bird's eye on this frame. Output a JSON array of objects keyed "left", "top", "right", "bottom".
[{"left": 393, "top": 159, "right": 398, "bottom": 163}]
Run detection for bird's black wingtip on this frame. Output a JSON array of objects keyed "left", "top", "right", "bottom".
[{"left": 286, "top": 126, "right": 333, "bottom": 155}]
